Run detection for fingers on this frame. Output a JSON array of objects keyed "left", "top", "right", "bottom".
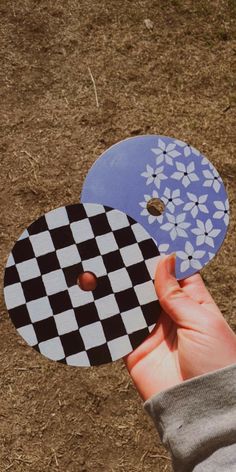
[
  {"left": 124, "top": 310, "right": 173, "bottom": 371},
  {"left": 155, "top": 254, "right": 222, "bottom": 329},
  {"left": 179, "top": 273, "right": 222, "bottom": 316}
]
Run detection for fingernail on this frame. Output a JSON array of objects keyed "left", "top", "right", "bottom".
[{"left": 166, "top": 253, "right": 176, "bottom": 277}]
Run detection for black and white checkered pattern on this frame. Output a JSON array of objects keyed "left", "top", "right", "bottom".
[{"left": 4, "top": 203, "right": 161, "bottom": 366}]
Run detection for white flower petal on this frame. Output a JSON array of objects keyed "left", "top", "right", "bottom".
[
  {"left": 203, "top": 180, "right": 212, "bottom": 187},
  {"left": 198, "top": 194, "right": 208, "bottom": 203},
  {"left": 159, "top": 243, "right": 170, "bottom": 252},
  {"left": 192, "top": 228, "right": 203, "bottom": 236},
  {"left": 185, "top": 241, "right": 194, "bottom": 255},
  {"left": 224, "top": 214, "right": 229, "bottom": 226},
  {"left": 176, "top": 162, "right": 186, "bottom": 172},
  {"left": 141, "top": 209, "right": 148, "bottom": 216},
  {"left": 166, "top": 143, "right": 175, "bottom": 152},
  {"left": 146, "top": 177, "right": 154, "bottom": 185},
  {"left": 174, "top": 198, "right": 184, "bottom": 206},
  {"left": 170, "top": 228, "right": 177, "bottom": 241},
  {"left": 183, "top": 202, "right": 195, "bottom": 211},
  {"left": 176, "top": 227, "right": 188, "bottom": 238},
  {"left": 205, "top": 236, "right": 214, "bottom": 248},
  {"left": 139, "top": 202, "right": 147, "bottom": 208},
  {"left": 182, "top": 175, "right": 190, "bottom": 187},
  {"left": 196, "top": 235, "right": 205, "bottom": 246},
  {"left": 191, "top": 259, "right": 202, "bottom": 270},
  {"left": 172, "top": 189, "right": 179, "bottom": 198},
  {"left": 191, "top": 206, "right": 198, "bottom": 218},
  {"left": 166, "top": 213, "right": 175, "bottom": 223},
  {"left": 177, "top": 251, "right": 188, "bottom": 260},
  {"left": 158, "top": 138, "right": 166, "bottom": 151},
  {"left": 148, "top": 214, "right": 156, "bottom": 224},
  {"left": 209, "top": 229, "right": 221, "bottom": 238},
  {"left": 213, "top": 180, "right": 221, "bottom": 193},
  {"left": 187, "top": 192, "right": 196, "bottom": 202},
  {"left": 165, "top": 155, "right": 173, "bottom": 165},
  {"left": 196, "top": 219, "right": 205, "bottom": 230},
  {"left": 151, "top": 147, "right": 163, "bottom": 156},
  {"left": 174, "top": 139, "right": 185, "bottom": 148},
  {"left": 193, "top": 250, "right": 205, "bottom": 259},
  {"left": 156, "top": 155, "right": 164, "bottom": 165},
  {"left": 164, "top": 187, "right": 170, "bottom": 198},
  {"left": 159, "top": 173, "right": 168, "bottom": 181},
  {"left": 213, "top": 211, "right": 223, "bottom": 219},
  {"left": 171, "top": 171, "right": 183, "bottom": 180},
  {"left": 176, "top": 213, "right": 186, "bottom": 223},
  {"left": 147, "top": 164, "right": 153, "bottom": 173},
  {"left": 187, "top": 161, "right": 195, "bottom": 173},
  {"left": 214, "top": 200, "right": 225, "bottom": 211},
  {"left": 205, "top": 219, "right": 213, "bottom": 233},
  {"left": 180, "top": 259, "right": 190, "bottom": 272},
  {"left": 199, "top": 204, "right": 208, "bottom": 214},
  {"left": 184, "top": 147, "right": 191, "bottom": 157},
  {"left": 203, "top": 170, "right": 213, "bottom": 179},
  {"left": 188, "top": 173, "right": 199, "bottom": 182},
  {"left": 179, "top": 222, "right": 191, "bottom": 229},
  {"left": 161, "top": 222, "right": 173, "bottom": 231},
  {"left": 169, "top": 150, "right": 180, "bottom": 158},
  {"left": 191, "top": 146, "right": 200, "bottom": 156},
  {"left": 167, "top": 202, "right": 175, "bottom": 213},
  {"left": 156, "top": 166, "right": 164, "bottom": 174}
]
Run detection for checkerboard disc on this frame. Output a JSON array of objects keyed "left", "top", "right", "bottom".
[
  {"left": 81, "top": 135, "right": 229, "bottom": 279},
  {"left": 4, "top": 203, "right": 161, "bottom": 366}
]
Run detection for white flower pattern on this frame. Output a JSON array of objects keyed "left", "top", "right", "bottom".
[
  {"left": 174, "top": 139, "right": 200, "bottom": 157},
  {"left": 141, "top": 164, "right": 167, "bottom": 189},
  {"left": 162, "top": 187, "right": 184, "bottom": 213},
  {"left": 183, "top": 192, "right": 209, "bottom": 218},
  {"left": 138, "top": 136, "right": 229, "bottom": 278},
  {"left": 161, "top": 213, "right": 190, "bottom": 241},
  {"left": 171, "top": 161, "right": 199, "bottom": 188},
  {"left": 203, "top": 168, "right": 222, "bottom": 193},
  {"left": 213, "top": 199, "right": 229, "bottom": 226},
  {"left": 151, "top": 138, "right": 180, "bottom": 166},
  {"left": 191, "top": 219, "right": 221, "bottom": 247},
  {"left": 177, "top": 242, "right": 205, "bottom": 272}
]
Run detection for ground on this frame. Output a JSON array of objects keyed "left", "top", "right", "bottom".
[{"left": 0, "top": 1, "right": 235, "bottom": 471}]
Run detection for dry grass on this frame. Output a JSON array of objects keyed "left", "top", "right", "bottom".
[{"left": 0, "top": 1, "right": 235, "bottom": 471}]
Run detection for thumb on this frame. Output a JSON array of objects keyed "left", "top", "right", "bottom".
[{"left": 155, "top": 254, "right": 215, "bottom": 330}]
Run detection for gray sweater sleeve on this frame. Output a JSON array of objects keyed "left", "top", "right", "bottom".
[{"left": 144, "top": 364, "right": 236, "bottom": 472}]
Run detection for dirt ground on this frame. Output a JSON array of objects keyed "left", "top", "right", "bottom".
[{"left": 0, "top": 1, "right": 235, "bottom": 471}]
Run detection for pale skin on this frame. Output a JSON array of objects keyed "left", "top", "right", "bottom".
[
  {"left": 125, "top": 254, "right": 236, "bottom": 401},
  {"left": 79, "top": 256, "right": 236, "bottom": 401}
]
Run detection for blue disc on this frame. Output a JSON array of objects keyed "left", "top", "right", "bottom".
[{"left": 81, "top": 135, "right": 229, "bottom": 279}]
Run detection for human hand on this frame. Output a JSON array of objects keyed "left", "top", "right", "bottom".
[{"left": 125, "top": 254, "right": 236, "bottom": 401}]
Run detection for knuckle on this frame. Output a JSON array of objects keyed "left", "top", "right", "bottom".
[{"left": 160, "top": 285, "right": 184, "bottom": 304}]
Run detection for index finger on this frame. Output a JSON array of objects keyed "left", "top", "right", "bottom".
[{"left": 179, "top": 272, "right": 223, "bottom": 316}]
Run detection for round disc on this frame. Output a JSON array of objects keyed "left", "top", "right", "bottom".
[
  {"left": 81, "top": 135, "right": 229, "bottom": 279},
  {"left": 4, "top": 203, "right": 161, "bottom": 366}
]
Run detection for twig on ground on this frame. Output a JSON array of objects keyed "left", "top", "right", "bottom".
[{"left": 88, "top": 67, "right": 99, "bottom": 108}]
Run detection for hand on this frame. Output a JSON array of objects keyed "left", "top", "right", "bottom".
[{"left": 125, "top": 254, "right": 236, "bottom": 401}]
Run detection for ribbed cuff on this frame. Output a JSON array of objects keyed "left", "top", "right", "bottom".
[{"left": 144, "top": 364, "right": 236, "bottom": 471}]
